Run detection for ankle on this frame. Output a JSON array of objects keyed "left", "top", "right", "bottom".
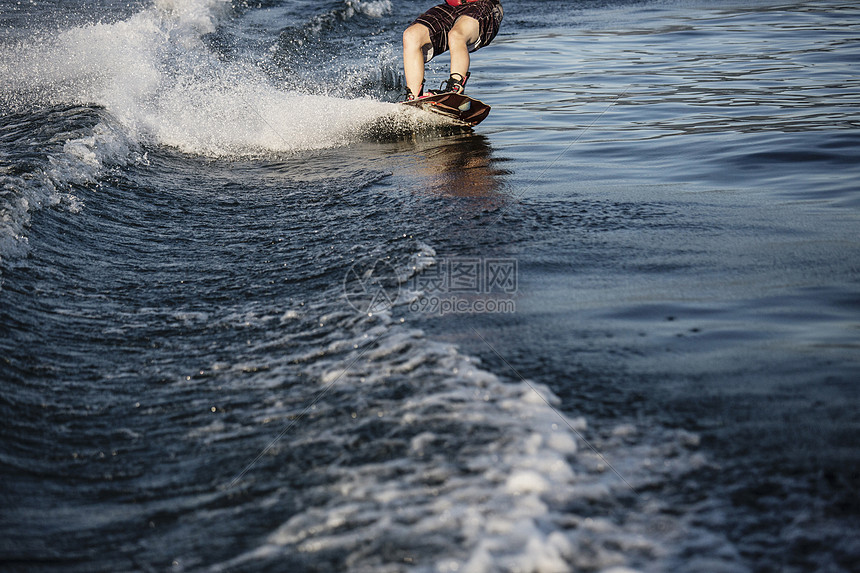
[
  {"left": 446, "top": 72, "right": 469, "bottom": 94},
  {"left": 405, "top": 80, "right": 425, "bottom": 101}
]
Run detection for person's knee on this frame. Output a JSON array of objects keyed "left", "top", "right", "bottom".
[
  {"left": 447, "top": 26, "right": 466, "bottom": 47},
  {"left": 448, "top": 18, "right": 478, "bottom": 47},
  {"left": 403, "top": 24, "right": 428, "bottom": 50}
]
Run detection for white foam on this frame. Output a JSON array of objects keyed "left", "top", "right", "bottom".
[
  {"left": 143, "top": 76, "right": 399, "bottom": 155},
  {"left": 344, "top": 0, "right": 393, "bottom": 19},
  {"left": 0, "top": 178, "right": 43, "bottom": 278},
  {"left": 2, "top": 119, "right": 142, "bottom": 275},
  {"left": 51, "top": 120, "right": 143, "bottom": 185},
  {"left": 0, "top": 126, "right": 101, "bottom": 282},
  {"left": 209, "top": 302, "right": 733, "bottom": 572}
]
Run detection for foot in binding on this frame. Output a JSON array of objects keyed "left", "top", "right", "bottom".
[
  {"left": 429, "top": 72, "right": 469, "bottom": 96},
  {"left": 402, "top": 81, "right": 426, "bottom": 102}
]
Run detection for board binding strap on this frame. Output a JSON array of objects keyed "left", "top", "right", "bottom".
[{"left": 401, "top": 92, "right": 491, "bottom": 127}]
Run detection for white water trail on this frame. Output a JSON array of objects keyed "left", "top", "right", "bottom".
[{"left": 0, "top": 0, "right": 414, "bottom": 158}]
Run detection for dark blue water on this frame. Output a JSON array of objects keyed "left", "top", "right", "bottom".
[{"left": 2, "top": 1, "right": 859, "bottom": 571}]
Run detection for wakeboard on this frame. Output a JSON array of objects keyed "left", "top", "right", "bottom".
[{"left": 401, "top": 92, "right": 491, "bottom": 127}]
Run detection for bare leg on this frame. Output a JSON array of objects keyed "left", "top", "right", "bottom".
[
  {"left": 403, "top": 24, "right": 431, "bottom": 97},
  {"left": 447, "top": 16, "right": 480, "bottom": 80}
]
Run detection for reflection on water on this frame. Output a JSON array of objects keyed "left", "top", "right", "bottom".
[{"left": 408, "top": 134, "right": 509, "bottom": 200}]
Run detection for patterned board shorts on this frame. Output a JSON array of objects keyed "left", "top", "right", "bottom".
[{"left": 413, "top": 0, "right": 504, "bottom": 62}]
